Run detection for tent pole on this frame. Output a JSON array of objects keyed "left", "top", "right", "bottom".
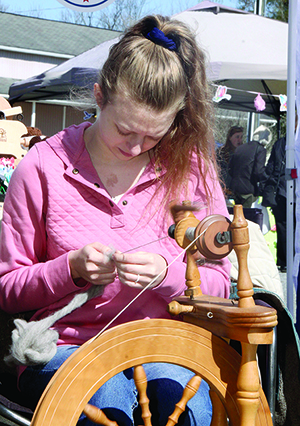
[
  {"left": 247, "top": 112, "right": 254, "bottom": 143},
  {"left": 30, "top": 101, "right": 36, "bottom": 128},
  {"left": 62, "top": 106, "right": 67, "bottom": 130},
  {"left": 286, "top": 0, "right": 297, "bottom": 318},
  {"left": 255, "top": 0, "right": 266, "bottom": 16}
]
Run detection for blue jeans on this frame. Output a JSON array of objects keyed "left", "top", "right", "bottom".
[{"left": 19, "top": 345, "right": 212, "bottom": 426}]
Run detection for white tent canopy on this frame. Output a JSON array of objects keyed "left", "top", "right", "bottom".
[
  {"left": 176, "top": 2, "right": 287, "bottom": 81},
  {"left": 9, "top": 1, "right": 288, "bottom": 117},
  {"left": 174, "top": 1, "right": 288, "bottom": 117}
]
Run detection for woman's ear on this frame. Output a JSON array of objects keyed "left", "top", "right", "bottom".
[{"left": 94, "top": 84, "right": 103, "bottom": 108}]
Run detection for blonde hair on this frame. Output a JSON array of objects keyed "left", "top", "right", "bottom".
[{"left": 98, "top": 15, "right": 216, "bottom": 206}]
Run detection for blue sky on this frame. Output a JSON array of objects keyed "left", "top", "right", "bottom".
[{"left": 0, "top": 0, "right": 241, "bottom": 21}]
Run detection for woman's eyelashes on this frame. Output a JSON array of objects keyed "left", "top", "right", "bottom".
[
  {"left": 116, "top": 126, "right": 131, "bottom": 137},
  {"left": 116, "top": 125, "right": 161, "bottom": 143}
]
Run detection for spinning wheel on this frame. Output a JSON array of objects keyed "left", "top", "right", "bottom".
[
  {"left": 31, "top": 320, "right": 271, "bottom": 426},
  {"left": 30, "top": 205, "right": 277, "bottom": 426}
]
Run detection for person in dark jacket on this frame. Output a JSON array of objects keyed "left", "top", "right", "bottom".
[
  {"left": 228, "top": 126, "right": 270, "bottom": 208},
  {"left": 261, "top": 137, "right": 287, "bottom": 271}
]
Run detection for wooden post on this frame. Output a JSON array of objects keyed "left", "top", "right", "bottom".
[
  {"left": 184, "top": 251, "right": 202, "bottom": 298},
  {"left": 230, "top": 205, "right": 255, "bottom": 308},
  {"left": 236, "top": 343, "right": 260, "bottom": 426},
  {"left": 133, "top": 365, "right": 152, "bottom": 426},
  {"left": 209, "top": 390, "right": 228, "bottom": 426},
  {"left": 170, "top": 201, "right": 202, "bottom": 299},
  {"left": 166, "top": 375, "right": 201, "bottom": 426}
]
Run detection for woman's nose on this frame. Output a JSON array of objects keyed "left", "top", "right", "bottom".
[{"left": 126, "top": 138, "right": 143, "bottom": 155}]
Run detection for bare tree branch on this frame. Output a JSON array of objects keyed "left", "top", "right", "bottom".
[
  {"left": 0, "top": 1, "right": 9, "bottom": 12},
  {"left": 59, "top": 0, "right": 147, "bottom": 30}
]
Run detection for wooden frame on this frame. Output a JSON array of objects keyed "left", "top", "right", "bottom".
[
  {"left": 29, "top": 205, "right": 277, "bottom": 426},
  {"left": 31, "top": 320, "right": 272, "bottom": 426}
]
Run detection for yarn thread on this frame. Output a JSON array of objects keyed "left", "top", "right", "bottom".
[{"left": 5, "top": 231, "right": 205, "bottom": 367}]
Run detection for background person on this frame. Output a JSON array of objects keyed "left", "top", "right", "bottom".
[
  {"left": 216, "top": 125, "right": 244, "bottom": 197},
  {"left": 0, "top": 15, "right": 230, "bottom": 426},
  {"left": 228, "top": 126, "right": 270, "bottom": 208},
  {"left": 261, "top": 136, "right": 287, "bottom": 272}
]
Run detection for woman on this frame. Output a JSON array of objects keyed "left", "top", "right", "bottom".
[
  {"left": 216, "top": 125, "right": 244, "bottom": 195},
  {"left": 0, "top": 15, "right": 230, "bottom": 426},
  {"left": 228, "top": 127, "right": 268, "bottom": 208}
]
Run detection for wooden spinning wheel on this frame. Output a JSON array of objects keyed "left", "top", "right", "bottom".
[{"left": 30, "top": 205, "right": 277, "bottom": 426}]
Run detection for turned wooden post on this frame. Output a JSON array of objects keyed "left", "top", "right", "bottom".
[
  {"left": 236, "top": 343, "right": 260, "bottom": 426},
  {"left": 231, "top": 205, "right": 261, "bottom": 426},
  {"left": 209, "top": 390, "right": 228, "bottom": 426},
  {"left": 230, "top": 205, "right": 255, "bottom": 308},
  {"left": 170, "top": 201, "right": 202, "bottom": 299},
  {"left": 184, "top": 251, "right": 202, "bottom": 298},
  {"left": 166, "top": 375, "right": 202, "bottom": 426},
  {"left": 133, "top": 365, "right": 152, "bottom": 426},
  {"left": 83, "top": 404, "right": 119, "bottom": 425}
]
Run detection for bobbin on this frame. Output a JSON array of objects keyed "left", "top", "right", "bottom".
[{"left": 169, "top": 213, "right": 233, "bottom": 260}]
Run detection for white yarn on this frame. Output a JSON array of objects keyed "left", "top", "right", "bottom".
[
  {"left": 4, "top": 232, "right": 204, "bottom": 366},
  {"left": 5, "top": 285, "right": 104, "bottom": 367},
  {"left": 5, "top": 247, "right": 117, "bottom": 367}
]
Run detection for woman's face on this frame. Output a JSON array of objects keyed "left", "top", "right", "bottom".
[
  {"left": 93, "top": 84, "right": 177, "bottom": 162},
  {"left": 229, "top": 131, "right": 243, "bottom": 148}
]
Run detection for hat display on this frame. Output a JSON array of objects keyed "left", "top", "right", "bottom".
[
  {"left": 0, "top": 120, "right": 28, "bottom": 159},
  {"left": 0, "top": 96, "right": 27, "bottom": 159},
  {"left": 252, "top": 125, "right": 272, "bottom": 146}
]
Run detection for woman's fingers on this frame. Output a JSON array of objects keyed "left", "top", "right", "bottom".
[
  {"left": 69, "top": 247, "right": 167, "bottom": 288},
  {"left": 113, "top": 252, "right": 167, "bottom": 288},
  {"left": 69, "top": 242, "right": 117, "bottom": 284},
  {"left": 116, "top": 271, "right": 144, "bottom": 289}
]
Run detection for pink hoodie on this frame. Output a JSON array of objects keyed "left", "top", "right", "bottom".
[{"left": 0, "top": 122, "right": 230, "bottom": 345}]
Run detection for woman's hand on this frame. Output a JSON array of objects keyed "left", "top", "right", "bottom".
[
  {"left": 68, "top": 242, "right": 117, "bottom": 286},
  {"left": 113, "top": 251, "right": 167, "bottom": 289}
]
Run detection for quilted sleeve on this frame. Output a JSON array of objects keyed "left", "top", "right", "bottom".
[{"left": 0, "top": 147, "right": 82, "bottom": 314}]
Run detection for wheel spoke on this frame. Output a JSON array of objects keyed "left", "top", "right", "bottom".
[
  {"left": 83, "top": 403, "right": 119, "bottom": 426},
  {"left": 166, "top": 375, "right": 201, "bottom": 426},
  {"left": 134, "top": 365, "right": 152, "bottom": 426}
]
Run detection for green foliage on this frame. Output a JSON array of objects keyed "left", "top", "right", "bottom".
[
  {"left": 238, "top": 0, "right": 289, "bottom": 22},
  {"left": 279, "top": 113, "right": 287, "bottom": 137}
]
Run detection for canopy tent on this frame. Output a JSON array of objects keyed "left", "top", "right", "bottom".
[
  {"left": 8, "top": 36, "right": 118, "bottom": 104},
  {"left": 174, "top": 1, "right": 288, "bottom": 117},
  {"left": 8, "top": 1, "right": 288, "bottom": 118}
]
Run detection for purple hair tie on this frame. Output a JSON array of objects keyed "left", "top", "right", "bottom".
[{"left": 146, "top": 27, "right": 177, "bottom": 51}]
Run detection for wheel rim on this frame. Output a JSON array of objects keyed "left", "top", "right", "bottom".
[{"left": 31, "top": 319, "right": 271, "bottom": 426}]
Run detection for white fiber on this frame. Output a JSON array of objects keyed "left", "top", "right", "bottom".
[{"left": 5, "top": 285, "right": 103, "bottom": 366}]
